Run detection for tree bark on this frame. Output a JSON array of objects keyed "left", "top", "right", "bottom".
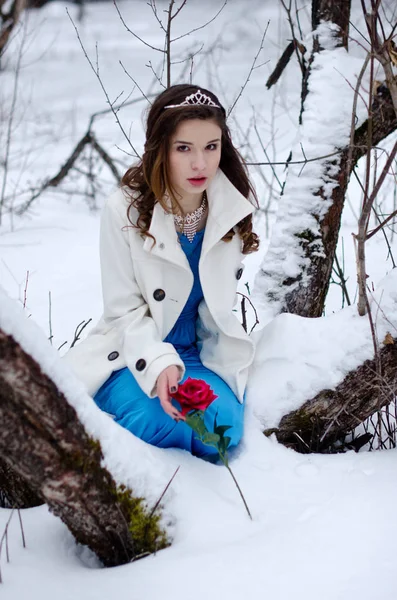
[
  {"left": 0, "top": 328, "right": 168, "bottom": 567},
  {"left": 264, "top": 335, "right": 397, "bottom": 453},
  {"left": 283, "top": 92, "right": 397, "bottom": 318},
  {"left": 301, "top": 0, "right": 351, "bottom": 115},
  {"left": 311, "top": 0, "right": 351, "bottom": 48},
  {"left": 0, "top": 0, "right": 26, "bottom": 56},
  {"left": 0, "top": 457, "right": 42, "bottom": 508}
]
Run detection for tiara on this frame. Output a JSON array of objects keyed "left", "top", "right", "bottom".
[{"left": 164, "top": 89, "right": 220, "bottom": 109}]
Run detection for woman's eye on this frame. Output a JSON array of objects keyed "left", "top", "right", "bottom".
[
  {"left": 176, "top": 145, "right": 190, "bottom": 152},
  {"left": 207, "top": 143, "right": 218, "bottom": 151}
]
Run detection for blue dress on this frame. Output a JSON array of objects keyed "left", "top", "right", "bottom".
[{"left": 94, "top": 229, "right": 244, "bottom": 458}]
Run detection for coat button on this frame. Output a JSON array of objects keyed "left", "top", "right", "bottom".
[
  {"left": 107, "top": 351, "right": 119, "bottom": 361},
  {"left": 236, "top": 267, "right": 244, "bottom": 280},
  {"left": 135, "top": 358, "right": 146, "bottom": 371},
  {"left": 153, "top": 288, "right": 166, "bottom": 301},
  {"left": 159, "top": 242, "right": 165, "bottom": 249}
]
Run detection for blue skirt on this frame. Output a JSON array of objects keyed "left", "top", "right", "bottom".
[{"left": 94, "top": 347, "right": 244, "bottom": 458}]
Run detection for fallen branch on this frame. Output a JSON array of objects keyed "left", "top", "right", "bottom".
[
  {"left": 16, "top": 130, "right": 120, "bottom": 215},
  {"left": 0, "top": 327, "right": 169, "bottom": 567},
  {"left": 264, "top": 334, "right": 397, "bottom": 452}
]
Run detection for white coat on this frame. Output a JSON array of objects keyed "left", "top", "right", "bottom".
[{"left": 64, "top": 169, "right": 258, "bottom": 402}]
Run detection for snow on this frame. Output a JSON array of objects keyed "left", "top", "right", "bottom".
[
  {"left": 252, "top": 20, "right": 371, "bottom": 318},
  {"left": 250, "top": 268, "right": 397, "bottom": 426},
  {"left": 1, "top": 1, "right": 397, "bottom": 599}
]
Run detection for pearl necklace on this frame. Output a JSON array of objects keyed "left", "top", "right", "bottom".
[{"left": 173, "top": 191, "right": 207, "bottom": 243}]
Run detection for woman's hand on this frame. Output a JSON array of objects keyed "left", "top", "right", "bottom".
[{"left": 156, "top": 365, "right": 185, "bottom": 421}]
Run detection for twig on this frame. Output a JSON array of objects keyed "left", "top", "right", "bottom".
[
  {"left": 170, "top": 42, "right": 204, "bottom": 66},
  {"left": 17, "top": 509, "right": 26, "bottom": 549},
  {"left": 253, "top": 122, "right": 283, "bottom": 191},
  {"left": 48, "top": 291, "right": 53, "bottom": 345},
  {"left": 16, "top": 131, "right": 120, "bottom": 215},
  {"left": 23, "top": 270, "right": 29, "bottom": 309},
  {"left": 246, "top": 149, "right": 343, "bottom": 166},
  {"left": 0, "top": 509, "right": 15, "bottom": 583},
  {"left": 171, "top": 0, "right": 228, "bottom": 43},
  {"left": 266, "top": 39, "right": 305, "bottom": 89},
  {"left": 170, "top": 0, "right": 187, "bottom": 22},
  {"left": 113, "top": 0, "right": 164, "bottom": 53},
  {"left": 149, "top": 466, "right": 180, "bottom": 519},
  {"left": 166, "top": 0, "right": 175, "bottom": 87},
  {"left": 146, "top": 60, "right": 167, "bottom": 89},
  {"left": 66, "top": 8, "right": 140, "bottom": 158},
  {"left": 148, "top": 0, "right": 167, "bottom": 35},
  {"left": 236, "top": 292, "right": 260, "bottom": 334},
  {"left": 352, "top": 167, "right": 397, "bottom": 269},
  {"left": 70, "top": 318, "right": 93, "bottom": 349},
  {"left": 228, "top": 22, "right": 270, "bottom": 117},
  {"left": 240, "top": 296, "right": 247, "bottom": 332},
  {"left": 346, "top": 52, "right": 371, "bottom": 176},
  {"left": 280, "top": 0, "right": 306, "bottom": 75},
  {"left": 333, "top": 250, "right": 351, "bottom": 307},
  {"left": 292, "top": 431, "right": 311, "bottom": 452},
  {"left": 366, "top": 207, "right": 397, "bottom": 240},
  {"left": 118, "top": 61, "right": 152, "bottom": 106},
  {"left": 0, "top": 19, "right": 25, "bottom": 225}
]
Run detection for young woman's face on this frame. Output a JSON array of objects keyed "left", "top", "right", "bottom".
[{"left": 168, "top": 118, "right": 222, "bottom": 202}]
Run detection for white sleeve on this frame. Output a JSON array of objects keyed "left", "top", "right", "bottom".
[{"left": 99, "top": 194, "right": 185, "bottom": 397}]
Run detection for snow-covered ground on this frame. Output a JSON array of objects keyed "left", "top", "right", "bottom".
[{"left": 1, "top": 1, "right": 397, "bottom": 598}]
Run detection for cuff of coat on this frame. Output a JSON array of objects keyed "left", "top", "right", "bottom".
[
  {"left": 127, "top": 351, "right": 185, "bottom": 398},
  {"left": 146, "top": 353, "right": 185, "bottom": 398}
]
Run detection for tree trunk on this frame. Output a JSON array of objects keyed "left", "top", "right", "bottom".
[
  {"left": 0, "top": 328, "right": 168, "bottom": 567},
  {"left": 283, "top": 94, "right": 397, "bottom": 318},
  {"left": 0, "top": 457, "right": 42, "bottom": 508},
  {"left": 312, "top": 0, "right": 351, "bottom": 48},
  {"left": 301, "top": 0, "right": 351, "bottom": 111},
  {"left": 255, "top": 0, "right": 397, "bottom": 319},
  {"left": 264, "top": 335, "right": 397, "bottom": 453}
]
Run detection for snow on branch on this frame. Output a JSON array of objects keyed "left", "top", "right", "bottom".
[{"left": 254, "top": 22, "right": 363, "bottom": 320}]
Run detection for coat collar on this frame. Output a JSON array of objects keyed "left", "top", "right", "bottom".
[{"left": 142, "top": 169, "right": 255, "bottom": 267}]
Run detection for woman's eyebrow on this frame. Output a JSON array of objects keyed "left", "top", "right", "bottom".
[{"left": 173, "top": 138, "right": 221, "bottom": 145}]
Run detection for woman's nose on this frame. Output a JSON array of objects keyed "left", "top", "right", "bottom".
[{"left": 191, "top": 152, "right": 206, "bottom": 171}]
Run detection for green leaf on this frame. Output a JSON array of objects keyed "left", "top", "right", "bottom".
[
  {"left": 223, "top": 436, "right": 232, "bottom": 450},
  {"left": 185, "top": 412, "right": 208, "bottom": 438},
  {"left": 218, "top": 435, "right": 232, "bottom": 455},
  {"left": 213, "top": 412, "right": 219, "bottom": 429},
  {"left": 201, "top": 432, "right": 221, "bottom": 448},
  {"left": 214, "top": 424, "right": 233, "bottom": 437}
]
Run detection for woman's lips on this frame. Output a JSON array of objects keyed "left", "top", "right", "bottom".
[{"left": 187, "top": 177, "right": 207, "bottom": 187}]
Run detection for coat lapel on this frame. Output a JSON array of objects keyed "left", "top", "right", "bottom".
[
  {"left": 201, "top": 169, "right": 255, "bottom": 258},
  {"left": 142, "top": 169, "right": 255, "bottom": 265},
  {"left": 142, "top": 199, "right": 190, "bottom": 271}
]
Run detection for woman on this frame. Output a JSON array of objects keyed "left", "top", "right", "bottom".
[{"left": 64, "top": 84, "right": 260, "bottom": 459}]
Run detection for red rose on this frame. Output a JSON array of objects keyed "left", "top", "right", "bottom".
[{"left": 170, "top": 377, "right": 218, "bottom": 416}]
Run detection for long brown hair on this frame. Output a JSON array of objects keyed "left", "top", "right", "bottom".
[{"left": 121, "top": 84, "right": 259, "bottom": 254}]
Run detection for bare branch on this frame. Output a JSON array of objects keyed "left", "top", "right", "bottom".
[
  {"left": 171, "top": 0, "right": 228, "bottom": 43},
  {"left": 113, "top": 0, "right": 165, "bottom": 53},
  {"left": 227, "top": 22, "right": 270, "bottom": 117},
  {"left": 366, "top": 207, "right": 397, "bottom": 240},
  {"left": 119, "top": 60, "right": 152, "bottom": 105},
  {"left": 66, "top": 8, "right": 141, "bottom": 159}
]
